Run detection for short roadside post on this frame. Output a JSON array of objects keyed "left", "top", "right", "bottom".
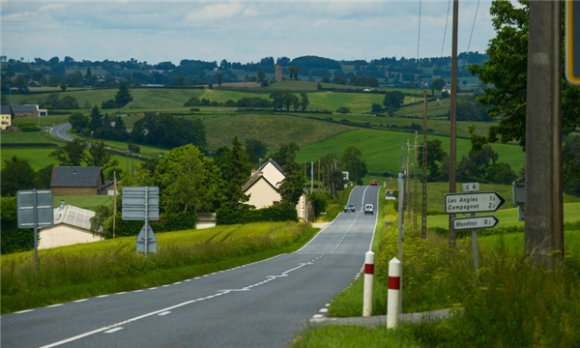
[
  {"left": 386, "top": 257, "right": 402, "bottom": 329},
  {"left": 362, "top": 250, "right": 374, "bottom": 317}
]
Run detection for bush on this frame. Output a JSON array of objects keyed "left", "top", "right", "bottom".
[
  {"left": 1, "top": 198, "right": 34, "bottom": 254},
  {"left": 217, "top": 203, "right": 297, "bottom": 225}
]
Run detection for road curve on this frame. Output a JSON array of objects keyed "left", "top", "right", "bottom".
[
  {"left": 1, "top": 186, "right": 380, "bottom": 348},
  {"left": 47, "top": 122, "right": 74, "bottom": 142}
]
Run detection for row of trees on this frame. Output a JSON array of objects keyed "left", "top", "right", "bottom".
[
  {"left": 69, "top": 108, "right": 207, "bottom": 150},
  {"left": 2, "top": 52, "right": 488, "bottom": 92},
  {"left": 422, "top": 128, "right": 518, "bottom": 184}
]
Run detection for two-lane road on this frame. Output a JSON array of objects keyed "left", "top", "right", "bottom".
[
  {"left": 48, "top": 123, "right": 73, "bottom": 142},
  {"left": 1, "top": 186, "right": 380, "bottom": 348}
]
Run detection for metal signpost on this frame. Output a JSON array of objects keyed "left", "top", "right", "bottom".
[
  {"left": 444, "top": 185, "right": 504, "bottom": 271},
  {"left": 122, "top": 186, "right": 159, "bottom": 255},
  {"left": 17, "top": 189, "right": 54, "bottom": 268}
]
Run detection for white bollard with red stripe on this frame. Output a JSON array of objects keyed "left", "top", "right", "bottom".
[
  {"left": 362, "top": 250, "right": 375, "bottom": 317},
  {"left": 386, "top": 257, "right": 402, "bottom": 329}
]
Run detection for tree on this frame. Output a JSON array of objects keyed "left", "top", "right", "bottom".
[
  {"left": 469, "top": 0, "right": 580, "bottom": 147},
  {"left": 457, "top": 126, "right": 516, "bottom": 183},
  {"left": 88, "top": 106, "right": 103, "bottom": 132},
  {"left": 257, "top": 71, "right": 268, "bottom": 87},
  {"left": 1, "top": 197, "right": 34, "bottom": 254},
  {"left": 154, "top": 144, "right": 223, "bottom": 214},
  {"left": 51, "top": 139, "right": 86, "bottom": 166},
  {"left": 114, "top": 82, "right": 133, "bottom": 107},
  {"left": 1, "top": 157, "right": 35, "bottom": 196},
  {"left": 430, "top": 78, "right": 445, "bottom": 96},
  {"left": 68, "top": 112, "right": 89, "bottom": 133},
  {"left": 85, "top": 140, "right": 119, "bottom": 175},
  {"left": 299, "top": 93, "right": 309, "bottom": 112},
  {"left": 383, "top": 91, "right": 405, "bottom": 115},
  {"left": 272, "top": 143, "right": 299, "bottom": 168},
  {"left": 217, "top": 137, "right": 250, "bottom": 209},
  {"left": 277, "top": 145, "right": 305, "bottom": 205},
  {"left": 289, "top": 66, "right": 300, "bottom": 80},
  {"left": 340, "top": 146, "right": 367, "bottom": 185},
  {"left": 426, "top": 139, "right": 447, "bottom": 181},
  {"left": 562, "top": 136, "right": 580, "bottom": 196},
  {"left": 245, "top": 139, "right": 268, "bottom": 166}
]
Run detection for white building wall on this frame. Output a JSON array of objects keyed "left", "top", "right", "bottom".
[
  {"left": 39, "top": 225, "right": 104, "bottom": 249},
  {"left": 261, "top": 162, "right": 285, "bottom": 188},
  {"left": 246, "top": 180, "right": 282, "bottom": 209}
]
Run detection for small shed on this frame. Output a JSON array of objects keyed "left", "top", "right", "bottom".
[{"left": 51, "top": 166, "right": 104, "bottom": 196}]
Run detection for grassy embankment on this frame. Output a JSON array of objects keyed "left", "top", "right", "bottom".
[
  {"left": 292, "top": 194, "right": 580, "bottom": 347},
  {"left": 0, "top": 221, "right": 316, "bottom": 313}
]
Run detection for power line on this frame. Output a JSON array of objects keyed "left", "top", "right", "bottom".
[
  {"left": 440, "top": 0, "right": 452, "bottom": 58},
  {"left": 466, "top": 0, "right": 481, "bottom": 53},
  {"left": 417, "top": 0, "right": 422, "bottom": 59}
]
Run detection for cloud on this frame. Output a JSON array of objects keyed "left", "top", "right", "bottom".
[{"left": 184, "top": 2, "right": 247, "bottom": 22}]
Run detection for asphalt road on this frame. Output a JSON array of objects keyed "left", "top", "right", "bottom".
[
  {"left": 1, "top": 185, "right": 380, "bottom": 348},
  {"left": 48, "top": 122, "right": 73, "bottom": 142}
]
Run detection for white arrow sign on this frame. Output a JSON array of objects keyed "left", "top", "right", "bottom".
[
  {"left": 453, "top": 216, "right": 499, "bottom": 230},
  {"left": 444, "top": 192, "right": 505, "bottom": 213}
]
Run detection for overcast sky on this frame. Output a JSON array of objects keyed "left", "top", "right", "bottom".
[{"left": 1, "top": 0, "right": 495, "bottom": 64}]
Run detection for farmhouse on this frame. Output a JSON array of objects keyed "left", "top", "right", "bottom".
[
  {"left": 242, "top": 159, "right": 307, "bottom": 220},
  {"left": 0, "top": 106, "right": 11, "bottom": 130},
  {"left": 39, "top": 204, "right": 104, "bottom": 249},
  {"left": 51, "top": 166, "right": 104, "bottom": 196},
  {"left": 0, "top": 104, "right": 47, "bottom": 118}
]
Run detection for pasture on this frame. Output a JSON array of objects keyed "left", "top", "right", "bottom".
[{"left": 296, "top": 128, "right": 525, "bottom": 176}]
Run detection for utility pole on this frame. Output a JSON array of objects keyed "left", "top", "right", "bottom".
[
  {"left": 421, "top": 90, "right": 428, "bottom": 239},
  {"left": 448, "top": 0, "right": 459, "bottom": 248},
  {"left": 413, "top": 132, "right": 419, "bottom": 231},
  {"left": 525, "top": 1, "right": 563, "bottom": 265},
  {"left": 406, "top": 140, "right": 411, "bottom": 221}
]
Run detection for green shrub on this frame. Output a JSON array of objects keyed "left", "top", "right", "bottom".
[
  {"left": 216, "top": 203, "right": 297, "bottom": 225},
  {"left": 1, "top": 198, "right": 35, "bottom": 254}
]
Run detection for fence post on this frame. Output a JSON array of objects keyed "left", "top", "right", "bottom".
[
  {"left": 362, "top": 250, "right": 375, "bottom": 316},
  {"left": 387, "top": 257, "right": 402, "bottom": 329}
]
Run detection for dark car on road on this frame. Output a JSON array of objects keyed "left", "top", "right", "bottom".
[{"left": 344, "top": 204, "right": 356, "bottom": 212}]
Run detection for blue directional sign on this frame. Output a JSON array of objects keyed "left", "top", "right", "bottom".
[{"left": 567, "top": 0, "right": 580, "bottom": 84}]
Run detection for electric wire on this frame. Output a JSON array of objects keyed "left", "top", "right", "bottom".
[
  {"left": 417, "top": 0, "right": 422, "bottom": 60},
  {"left": 440, "top": 0, "right": 452, "bottom": 58},
  {"left": 466, "top": 0, "right": 481, "bottom": 53}
]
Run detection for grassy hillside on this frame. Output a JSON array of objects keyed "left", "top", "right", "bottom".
[
  {"left": 296, "top": 128, "right": 525, "bottom": 176},
  {"left": 201, "top": 113, "right": 354, "bottom": 150}
]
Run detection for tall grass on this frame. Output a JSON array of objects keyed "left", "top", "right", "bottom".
[{"left": 1, "top": 222, "right": 316, "bottom": 313}]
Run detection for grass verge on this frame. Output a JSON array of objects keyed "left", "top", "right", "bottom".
[
  {"left": 1, "top": 222, "right": 316, "bottom": 313},
  {"left": 293, "top": 199, "right": 580, "bottom": 347}
]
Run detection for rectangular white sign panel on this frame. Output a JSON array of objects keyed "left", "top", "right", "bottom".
[
  {"left": 453, "top": 216, "right": 499, "bottom": 230},
  {"left": 122, "top": 186, "right": 159, "bottom": 221},
  {"left": 444, "top": 192, "right": 505, "bottom": 214},
  {"left": 17, "top": 190, "right": 54, "bottom": 228}
]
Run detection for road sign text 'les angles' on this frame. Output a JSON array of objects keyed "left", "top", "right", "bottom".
[{"left": 444, "top": 192, "right": 505, "bottom": 214}]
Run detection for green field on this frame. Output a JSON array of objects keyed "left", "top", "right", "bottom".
[
  {"left": 202, "top": 113, "right": 354, "bottom": 150},
  {"left": 296, "top": 128, "right": 525, "bottom": 175}
]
